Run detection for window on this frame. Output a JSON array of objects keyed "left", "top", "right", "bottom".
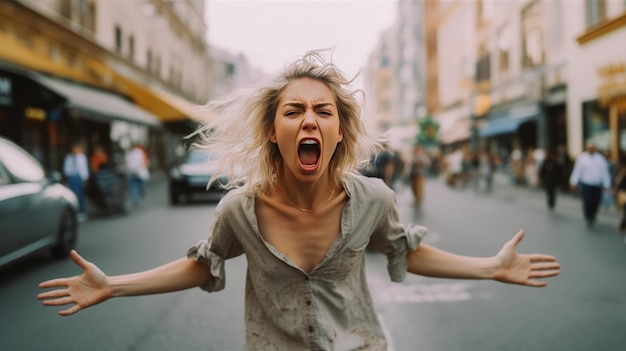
[
  {"left": 147, "top": 49, "right": 152, "bottom": 71},
  {"left": 226, "top": 63, "right": 235, "bottom": 77},
  {"left": 128, "top": 35, "right": 134, "bottom": 60},
  {"left": 497, "top": 24, "right": 511, "bottom": 76},
  {"left": 0, "top": 139, "right": 45, "bottom": 183},
  {"left": 475, "top": 42, "right": 490, "bottom": 83},
  {"left": 521, "top": 1, "right": 544, "bottom": 68},
  {"left": 583, "top": 100, "right": 610, "bottom": 151},
  {"left": 478, "top": 0, "right": 494, "bottom": 23},
  {"left": 114, "top": 25, "right": 122, "bottom": 53},
  {"left": 585, "top": 0, "right": 606, "bottom": 27},
  {"left": 60, "top": 0, "right": 71, "bottom": 20}
]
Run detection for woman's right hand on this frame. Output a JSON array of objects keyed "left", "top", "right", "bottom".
[{"left": 38, "top": 250, "right": 111, "bottom": 316}]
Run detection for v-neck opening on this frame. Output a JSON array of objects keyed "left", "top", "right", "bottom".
[{"left": 246, "top": 179, "right": 353, "bottom": 275}]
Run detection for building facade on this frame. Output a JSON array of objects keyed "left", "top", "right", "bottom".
[
  {"left": 567, "top": 0, "right": 626, "bottom": 161},
  {"left": 0, "top": 0, "right": 217, "bottom": 172},
  {"left": 365, "top": 0, "right": 626, "bottom": 169}
]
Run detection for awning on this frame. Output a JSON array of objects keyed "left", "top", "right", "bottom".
[
  {"left": 32, "top": 74, "right": 161, "bottom": 127},
  {"left": 439, "top": 117, "right": 471, "bottom": 144},
  {"left": 114, "top": 74, "right": 217, "bottom": 124},
  {"left": 479, "top": 105, "right": 539, "bottom": 138},
  {"left": 153, "top": 89, "right": 217, "bottom": 124},
  {"left": 436, "top": 106, "right": 471, "bottom": 145}
]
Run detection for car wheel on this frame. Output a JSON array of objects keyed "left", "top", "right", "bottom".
[{"left": 51, "top": 208, "right": 78, "bottom": 258}]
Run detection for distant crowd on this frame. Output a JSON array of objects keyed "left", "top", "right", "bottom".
[{"left": 363, "top": 141, "right": 626, "bottom": 240}]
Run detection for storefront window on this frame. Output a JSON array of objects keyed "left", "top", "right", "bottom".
[{"left": 583, "top": 100, "right": 610, "bottom": 151}]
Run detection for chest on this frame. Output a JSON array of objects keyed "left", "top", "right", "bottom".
[{"left": 256, "top": 199, "right": 344, "bottom": 273}]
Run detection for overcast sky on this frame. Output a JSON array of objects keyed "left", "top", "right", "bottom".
[{"left": 205, "top": 0, "right": 398, "bottom": 80}]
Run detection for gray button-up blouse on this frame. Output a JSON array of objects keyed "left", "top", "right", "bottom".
[{"left": 187, "top": 173, "right": 427, "bottom": 351}]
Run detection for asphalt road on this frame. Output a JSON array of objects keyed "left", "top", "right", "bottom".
[{"left": 1, "top": 174, "right": 625, "bottom": 351}]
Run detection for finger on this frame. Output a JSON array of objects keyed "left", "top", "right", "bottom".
[
  {"left": 529, "top": 270, "right": 560, "bottom": 279},
  {"left": 509, "top": 229, "right": 525, "bottom": 246},
  {"left": 42, "top": 296, "right": 76, "bottom": 306},
  {"left": 531, "top": 262, "right": 561, "bottom": 271},
  {"left": 525, "top": 280, "right": 548, "bottom": 288},
  {"left": 39, "top": 278, "right": 71, "bottom": 289},
  {"left": 529, "top": 254, "right": 558, "bottom": 262},
  {"left": 38, "top": 289, "right": 70, "bottom": 300},
  {"left": 70, "top": 250, "right": 91, "bottom": 270},
  {"left": 59, "top": 304, "right": 82, "bottom": 316}
]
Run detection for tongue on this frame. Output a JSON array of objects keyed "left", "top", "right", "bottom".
[{"left": 298, "top": 145, "right": 319, "bottom": 165}]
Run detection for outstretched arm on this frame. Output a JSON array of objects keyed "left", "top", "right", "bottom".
[
  {"left": 407, "top": 230, "right": 560, "bottom": 287},
  {"left": 38, "top": 250, "right": 212, "bottom": 316}
]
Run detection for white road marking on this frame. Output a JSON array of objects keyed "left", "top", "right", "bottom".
[{"left": 370, "top": 280, "right": 477, "bottom": 306}]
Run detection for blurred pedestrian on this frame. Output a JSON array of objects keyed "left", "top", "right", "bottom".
[
  {"left": 510, "top": 148, "right": 524, "bottom": 185},
  {"left": 63, "top": 141, "right": 89, "bottom": 222},
  {"left": 539, "top": 149, "right": 563, "bottom": 211},
  {"left": 124, "top": 144, "right": 150, "bottom": 207},
  {"left": 409, "top": 144, "right": 430, "bottom": 205},
  {"left": 524, "top": 149, "right": 539, "bottom": 189},
  {"left": 569, "top": 141, "right": 611, "bottom": 229},
  {"left": 556, "top": 144, "right": 573, "bottom": 192},
  {"left": 374, "top": 143, "right": 395, "bottom": 189},
  {"left": 90, "top": 145, "right": 109, "bottom": 173},
  {"left": 38, "top": 51, "right": 560, "bottom": 350},
  {"left": 478, "top": 148, "right": 496, "bottom": 193},
  {"left": 445, "top": 148, "right": 463, "bottom": 188}
]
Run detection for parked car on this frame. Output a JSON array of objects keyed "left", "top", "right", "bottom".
[
  {"left": 168, "top": 149, "right": 229, "bottom": 204},
  {"left": 0, "top": 136, "right": 79, "bottom": 268}
]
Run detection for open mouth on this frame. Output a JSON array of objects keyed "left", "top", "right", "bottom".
[{"left": 298, "top": 139, "right": 320, "bottom": 168}]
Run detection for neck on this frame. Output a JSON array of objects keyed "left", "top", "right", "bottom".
[{"left": 277, "top": 174, "right": 336, "bottom": 213}]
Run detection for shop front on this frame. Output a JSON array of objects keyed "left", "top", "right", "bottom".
[
  {"left": 589, "top": 62, "right": 626, "bottom": 162},
  {"left": 478, "top": 103, "right": 542, "bottom": 155},
  {"left": 0, "top": 61, "right": 161, "bottom": 172}
]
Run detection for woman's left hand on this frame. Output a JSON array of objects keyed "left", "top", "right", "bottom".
[{"left": 493, "top": 230, "right": 560, "bottom": 287}]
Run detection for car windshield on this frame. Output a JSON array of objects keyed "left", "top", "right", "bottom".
[
  {"left": 185, "top": 151, "right": 219, "bottom": 165},
  {"left": 0, "top": 139, "right": 45, "bottom": 182}
]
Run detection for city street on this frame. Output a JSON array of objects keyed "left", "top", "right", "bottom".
[{"left": 1, "top": 174, "right": 625, "bottom": 351}]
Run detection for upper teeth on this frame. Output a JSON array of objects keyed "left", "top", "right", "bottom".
[{"left": 301, "top": 140, "right": 318, "bottom": 145}]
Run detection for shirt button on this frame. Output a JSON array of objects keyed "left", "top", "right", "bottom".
[
  {"left": 308, "top": 326, "right": 314, "bottom": 333},
  {"left": 306, "top": 300, "right": 312, "bottom": 306}
]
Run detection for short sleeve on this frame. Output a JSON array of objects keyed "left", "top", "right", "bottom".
[
  {"left": 186, "top": 197, "right": 245, "bottom": 292},
  {"left": 368, "top": 191, "right": 427, "bottom": 282},
  {"left": 187, "top": 240, "right": 226, "bottom": 292}
]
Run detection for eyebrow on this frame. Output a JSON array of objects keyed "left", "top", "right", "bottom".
[{"left": 282, "top": 102, "right": 335, "bottom": 109}]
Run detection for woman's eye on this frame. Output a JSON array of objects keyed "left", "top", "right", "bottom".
[
  {"left": 318, "top": 110, "right": 333, "bottom": 116},
  {"left": 284, "top": 111, "right": 299, "bottom": 116}
]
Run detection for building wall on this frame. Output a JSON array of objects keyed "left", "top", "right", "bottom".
[
  {"left": 566, "top": 1, "right": 626, "bottom": 156},
  {"left": 95, "top": 0, "right": 210, "bottom": 103}
]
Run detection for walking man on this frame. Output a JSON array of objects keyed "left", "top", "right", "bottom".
[
  {"left": 63, "top": 141, "right": 89, "bottom": 222},
  {"left": 569, "top": 141, "right": 611, "bottom": 228}
]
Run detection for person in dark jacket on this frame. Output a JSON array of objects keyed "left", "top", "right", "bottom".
[{"left": 540, "top": 149, "right": 563, "bottom": 210}]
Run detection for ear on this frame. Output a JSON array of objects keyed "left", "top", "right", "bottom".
[
  {"left": 338, "top": 129, "right": 343, "bottom": 142},
  {"left": 268, "top": 126, "right": 277, "bottom": 143}
]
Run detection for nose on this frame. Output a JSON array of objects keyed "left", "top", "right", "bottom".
[{"left": 302, "top": 109, "right": 318, "bottom": 130}]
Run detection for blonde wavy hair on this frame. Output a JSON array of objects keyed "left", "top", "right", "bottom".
[{"left": 191, "top": 50, "right": 381, "bottom": 196}]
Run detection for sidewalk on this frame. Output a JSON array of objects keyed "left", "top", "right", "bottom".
[
  {"left": 489, "top": 171, "right": 620, "bottom": 222},
  {"left": 86, "top": 170, "right": 167, "bottom": 219}
]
